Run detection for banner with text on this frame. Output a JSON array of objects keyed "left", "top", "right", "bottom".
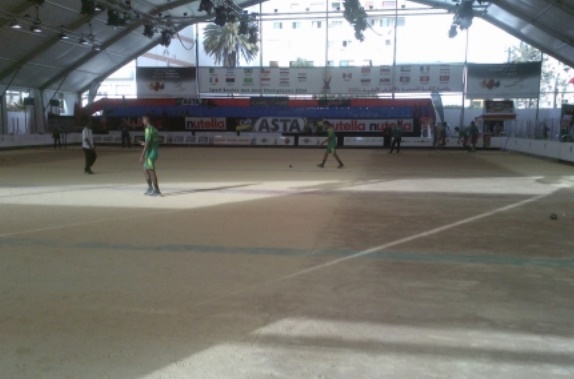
[
  {"left": 466, "top": 62, "right": 542, "bottom": 99},
  {"left": 198, "top": 65, "right": 464, "bottom": 95},
  {"left": 137, "top": 67, "right": 197, "bottom": 98},
  {"left": 225, "top": 117, "right": 413, "bottom": 133}
]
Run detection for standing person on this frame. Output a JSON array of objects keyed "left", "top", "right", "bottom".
[
  {"left": 432, "top": 122, "right": 439, "bottom": 149},
  {"left": 121, "top": 119, "right": 132, "bottom": 148},
  {"left": 82, "top": 122, "right": 97, "bottom": 174},
  {"left": 140, "top": 114, "right": 161, "bottom": 196},
  {"left": 455, "top": 126, "right": 469, "bottom": 150},
  {"left": 468, "top": 121, "right": 479, "bottom": 152},
  {"left": 389, "top": 124, "right": 403, "bottom": 154},
  {"left": 439, "top": 122, "right": 447, "bottom": 147},
  {"left": 317, "top": 121, "right": 344, "bottom": 168},
  {"left": 52, "top": 126, "right": 61, "bottom": 149}
]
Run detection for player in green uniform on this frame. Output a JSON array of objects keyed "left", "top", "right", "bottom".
[
  {"left": 140, "top": 114, "right": 161, "bottom": 196},
  {"left": 317, "top": 121, "right": 344, "bottom": 168}
]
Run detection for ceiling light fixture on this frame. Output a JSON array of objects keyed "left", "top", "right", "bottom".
[
  {"left": 10, "top": 19, "right": 21, "bottom": 29},
  {"left": 29, "top": 5, "right": 42, "bottom": 33},
  {"left": 30, "top": 19, "right": 42, "bottom": 33}
]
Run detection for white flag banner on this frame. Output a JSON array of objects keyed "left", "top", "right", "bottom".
[{"left": 198, "top": 64, "right": 464, "bottom": 95}]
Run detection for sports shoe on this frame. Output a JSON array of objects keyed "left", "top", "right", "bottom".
[
  {"left": 338, "top": 164, "right": 344, "bottom": 169},
  {"left": 317, "top": 163, "right": 324, "bottom": 168},
  {"left": 144, "top": 188, "right": 154, "bottom": 195},
  {"left": 85, "top": 169, "right": 94, "bottom": 174},
  {"left": 149, "top": 190, "right": 162, "bottom": 197}
]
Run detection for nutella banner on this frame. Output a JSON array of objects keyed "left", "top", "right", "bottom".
[
  {"left": 326, "top": 118, "right": 414, "bottom": 133},
  {"left": 185, "top": 117, "right": 226, "bottom": 130},
  {"left": 198, "top": 64, "right": 464, "bottom": 95},
  {"left": 466, "top": 62, "right": 542, "bottom": 99},
  {"left": 227, "top": 117, "right": 413, "bottom": 133}
]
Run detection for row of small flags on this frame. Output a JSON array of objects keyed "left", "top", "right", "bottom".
[{"left": 207, "top": 65, "right": 453, "bottom": 85}]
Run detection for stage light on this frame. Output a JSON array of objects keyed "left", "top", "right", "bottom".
[{"left": 10, "top": 19, "right": 21, "bottom": 29}]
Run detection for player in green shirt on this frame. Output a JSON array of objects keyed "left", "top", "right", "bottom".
[
  {"left": 140, "top": 114, "right": 161, "bottom": 196},
  {"left": 317, "top": 121, "right": 344, "bottom": 168}
]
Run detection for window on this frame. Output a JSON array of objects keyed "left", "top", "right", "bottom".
[
  {"left": 327, "top": 60, "right": 336, "bottom": 67},
  {"left": 380, "top": 17, "right": 393, "bottom": 27},
  {"left": 396, "top": 17, "right": 405, "bottom": 26},
  {"left": 331, "top": 2, "right": 341, "bottom": 11},
  {"left": 312, "top": 21, "right": 322, "bottom": 29},
  {"left": 273, "top": 22, "right": 283, "bottom": 29},
  {"left": 385, "top": 39, "right": 392, "bottom": 46},
  {"left": 330, "top": 20, "right": 343, "bottom": 27},
  {"left": 292, "top": 21, "right": 301, "bottom": 29},
  {"left": 363, "top": 60, "right": 373, "bottom": 66},
  {"left": 339, "top": 60, "right": 353, "bottom": 67}
]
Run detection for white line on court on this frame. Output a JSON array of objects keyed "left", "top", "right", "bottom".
[
  {"left": 195, "top": 191, "right": 554, "bottom": 307},
  {"left": 0, "top": 208, "right": 188, "bottom": 238}
]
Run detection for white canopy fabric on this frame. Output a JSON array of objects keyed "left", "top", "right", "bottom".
[{"left": 0, "top": 0, "right": 572, "bottom": 94}]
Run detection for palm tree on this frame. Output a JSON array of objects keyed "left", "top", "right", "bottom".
[{"left": 202, "top": 23, "right": 259, "bottom": 68}]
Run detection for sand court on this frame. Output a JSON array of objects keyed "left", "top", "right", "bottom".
[{"left": 1, "top": 146, "right": 574, "bottom": 378}]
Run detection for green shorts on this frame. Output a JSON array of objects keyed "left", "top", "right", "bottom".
[
  {"left": 144, "top": 151, "right": 158, "bottom": 170},
  {"left": 326, "top": 145, "right": 336, "bottom": 154}
]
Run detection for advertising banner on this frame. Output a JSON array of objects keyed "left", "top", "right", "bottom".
[
  {"left": 298, "top": 136, "right": 325, "bottom": 146},
  {"left": 466, "top": 62, "right": 542, "bottom": 99},
  {"left": 198, "top": 64, "right": 464, "bottom": 95},
  {"left": 344, "top": 137, "right": 384, "bottom": 146},
  {"left": 136, "top": 67, "right": 197, "bottom": 98},
  {"left": 326, "top": 118, "right": 414, "bottom": 133},
  {"left": 184, "top": 117, "right": 227, "bottom": 131},
  {"left": 226, "top": 117, "right": 413, "bottom": 134}
]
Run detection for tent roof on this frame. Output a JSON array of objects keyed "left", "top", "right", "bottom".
[
  {"left": 411, "top": 0, "right": 574, "bottom": 68},
  {"left": 0, "top": 0, "right": 572, "bottom": 95},
  {"left": 0, "top": 0, "right": 263, "bottom": 94}
]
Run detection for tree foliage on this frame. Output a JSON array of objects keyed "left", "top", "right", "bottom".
[
  {"left": 509, "top": 41, "right": 570, "bottom": 107},
  {"left": 202, "top": 23, "right": 259, "bottom": 68},
  {"left": 343, "top": 0, "right": 368, "bottom": 41}
]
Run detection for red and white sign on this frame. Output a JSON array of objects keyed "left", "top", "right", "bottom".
[{"left": 325, "top": 119, "right": 414, "bottom": 133}]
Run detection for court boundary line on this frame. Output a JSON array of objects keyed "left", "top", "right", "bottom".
[{"left": 195, "top": 191, "right": 554, "bottom": 306}]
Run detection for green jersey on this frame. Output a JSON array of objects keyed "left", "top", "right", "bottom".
[
  {"left": 327, "top": 128, "right": 337, "bottom": 148},
  {"left": 392, "top": 126, "right": 403, "bottom": 139},
  {"left": 145, "top": 125, "right": 159, "bottom": 155}
]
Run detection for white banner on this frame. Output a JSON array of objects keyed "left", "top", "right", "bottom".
[
  {"left": 344, "top": 137, "right": 384, "bottom": 146},
  {"left": 136, "top": 67, "right": 197, "bottom": 98},
  {"left": 213, "top": 133, "right": 253, "bottom": 145},
  {"left": 466, "top": 62, "right": 542, "bottom": 99},
  {"left": 198, "top": 64, "right": 464, "bottom": 95},
  {"left": 298, "top": 136, "right": 325, "bottom": 146},
  {"left": 254, "top": 135, "right": 296, "bottom": 146}
]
